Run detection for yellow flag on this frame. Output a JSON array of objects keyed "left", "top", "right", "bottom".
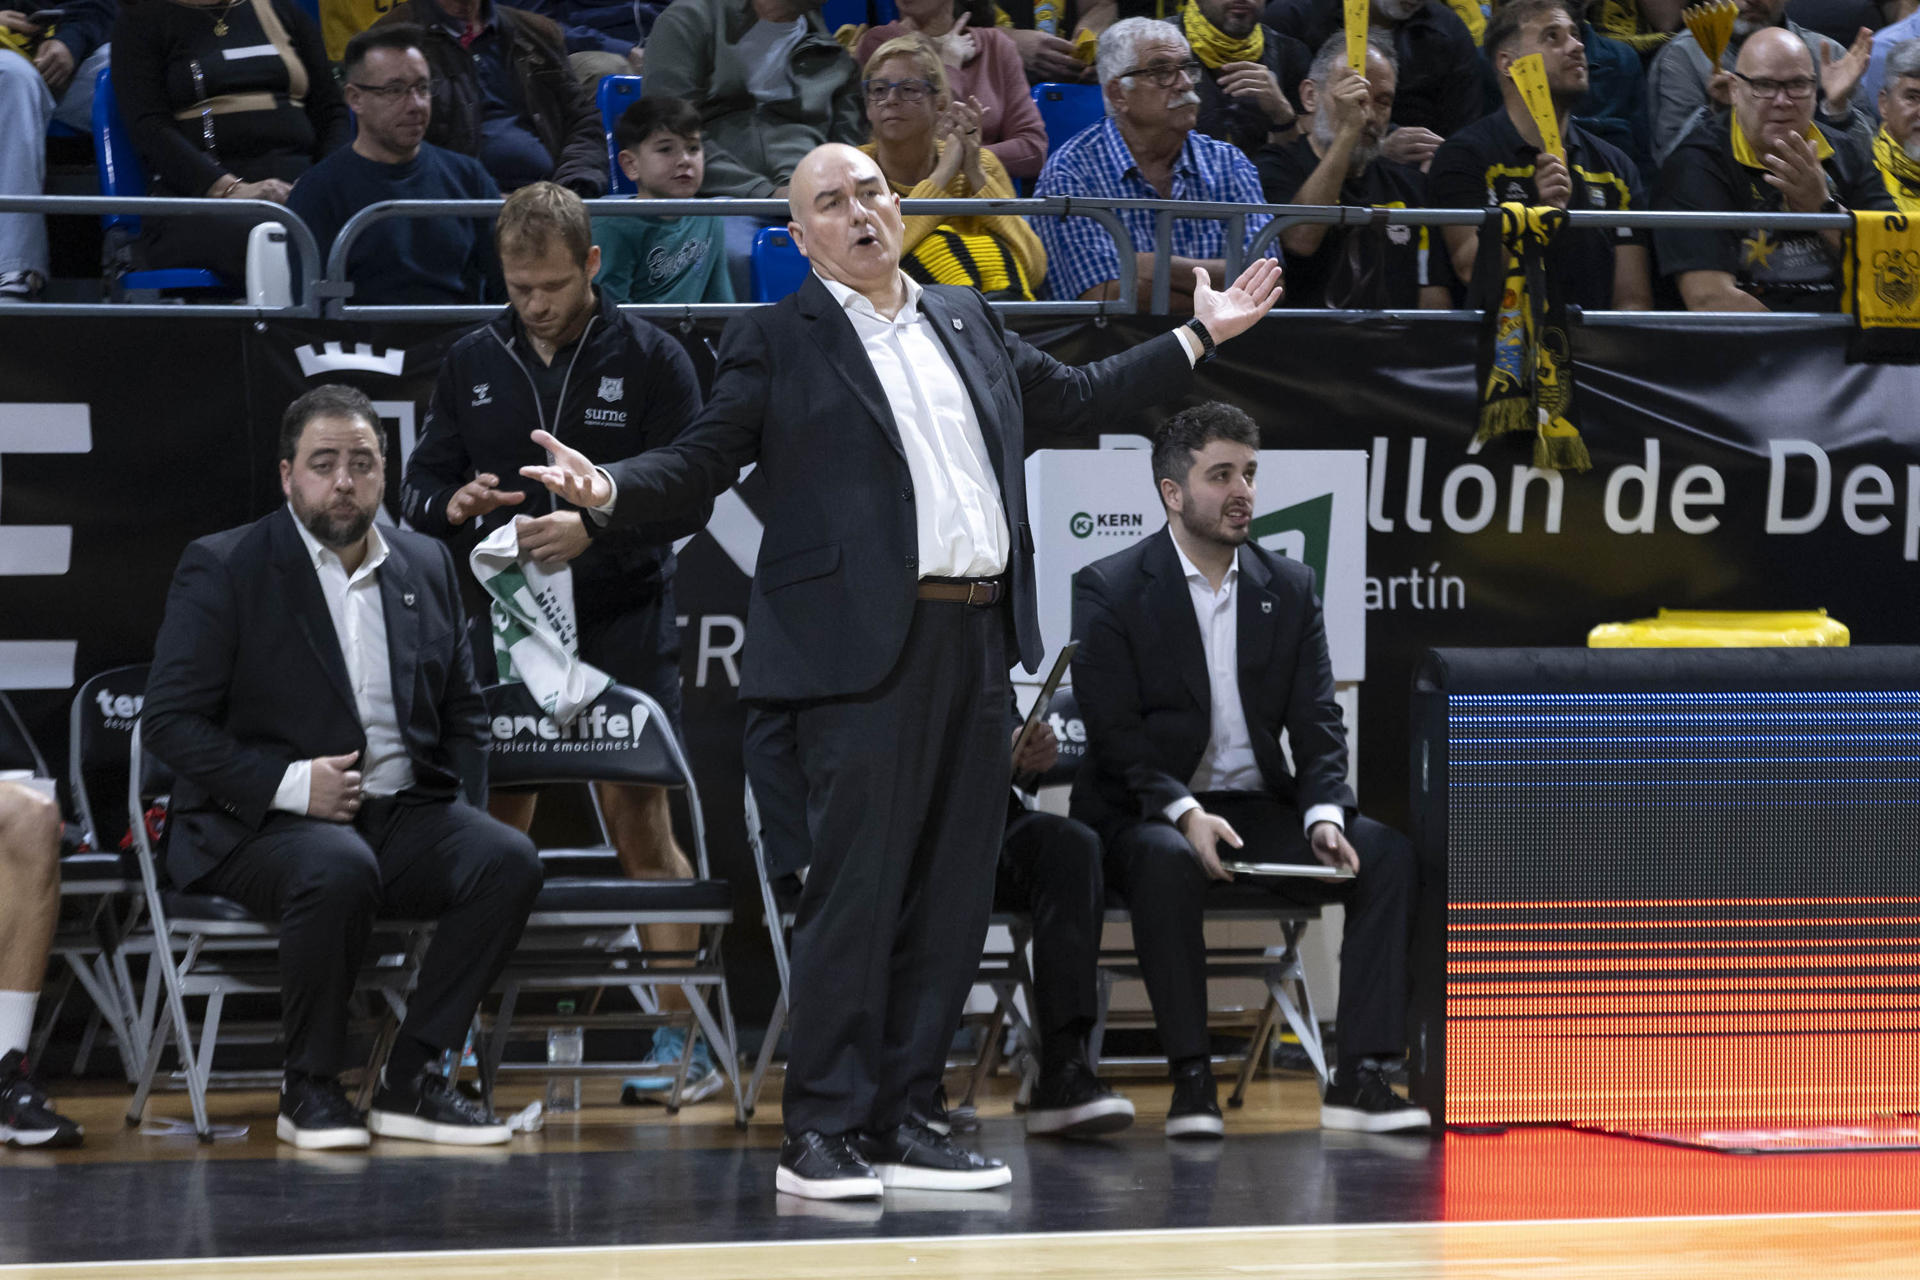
[
  {"left": 1509, "top": 53, "right": 1563, "bottom": 161},
  {"left": 1344, "top": 0, "right": 1369, "bottom": 73},
  {"left": 1681, "top": 0, "right": 1737, "bottom": 68}
]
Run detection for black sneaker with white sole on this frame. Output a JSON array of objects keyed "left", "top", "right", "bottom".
[
  {"left": 0, "top": 1051, "right": 82, "bottom": 1149},
  {"left": 1320, "top": 1063, "right": 1431, "bottom": 1133},
  {"left": 276, "top": 1073, "right": 369, "bottom": 1150},
  {"left": 368, "top": 1067, "right": 510, "bottom": 1145},
  {"left": 1026, "top": 1059, "right": 1135, "bottom": 1137},
  {"left": 1165, "top": 1060, "right": 1224, "bottom": 1139},
  {"left": 859, "top": 1119, "right": 1012, "bottom": 1190},
  {"left": 776, "top": 1130, "right": 884, "bottom": 1200}
]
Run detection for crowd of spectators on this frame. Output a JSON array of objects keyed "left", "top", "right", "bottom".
[{"left": 4, "top": 0, "right": 1920, "bottom": 309}]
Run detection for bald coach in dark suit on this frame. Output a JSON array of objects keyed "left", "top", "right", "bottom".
[{"left": 521, "top": 142, "right": 1285, "bottom": 1199}]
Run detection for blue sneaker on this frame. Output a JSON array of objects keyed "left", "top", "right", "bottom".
[{"left": 621, "top": 1029, "right": 723, "bottom": 1105}]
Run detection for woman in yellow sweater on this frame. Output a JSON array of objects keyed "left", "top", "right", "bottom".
[{"left": 859, "top": 34, "right": 1047, "bottom": 298}]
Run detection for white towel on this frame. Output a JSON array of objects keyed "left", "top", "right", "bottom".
[{"left": 468, "top": 519, "right": 612, "bottom": 725}]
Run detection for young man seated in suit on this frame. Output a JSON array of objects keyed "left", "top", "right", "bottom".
[
  {"left": 1068, "top": 402, "right": 1427, "bottom": 1138},
  {"left": 142, "top": 385, "right": 543, "bottom": 1151}
]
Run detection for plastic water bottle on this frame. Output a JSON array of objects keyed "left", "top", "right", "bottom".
[{"left": 546, "top": 1000, "right": 583, "bottom": 1114}]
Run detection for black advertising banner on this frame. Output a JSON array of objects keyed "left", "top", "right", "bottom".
[
  {"left": 0, "top": 317, "right": 256, "bottom": 802},
  {"left": 6, "top": 310, "right": 1920, "bottom": 1022},
  {"left": 1037, "top": 314, "right": 1920, "bottom": 829}
]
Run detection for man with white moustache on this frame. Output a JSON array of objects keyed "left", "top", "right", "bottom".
[{"left": 1033, "top": 17, "right": 1274, "bottom": 310}]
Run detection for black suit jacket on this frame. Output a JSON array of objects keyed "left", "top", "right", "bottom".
[
  {"left": 143, "top": 507, "right": 489, "bottom": 889},
  {"left": 601, "top": 274, "right": 1194, "bottom": 702},
  {"left": 1067, "top": 526, "right": 1355, "bottom": 836}
]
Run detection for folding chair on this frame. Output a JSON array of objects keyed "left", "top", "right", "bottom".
[
  {"left": 122, "top": 722, "right": 430, "bottom": 1140},
  {"left": 596, "top": 74, "right": 643, "bottom": 196},
  {"left": 749, "top": 227, "right": 810, "bottom": 303},
  {"left": 1, "top": 690, "right": 134, "bottom": 1077},
  {"left": 739, "top": 780, "right": 1039, "bottom": 1117},
  {"left": 475, "top": 682, "right": 745, "bottom": 1126},
  {"left": 91, "top": 67, "right": 235, "bottom": 299},
  {"left": 58, "top": 667, "right": 162, "bottom": 1081},
  {"left": 1036, "top": 687, "right": 1330, "bottom": 1102},
  {"left": 1030, "top": 82, "right": 1104, "bottom": 149}
]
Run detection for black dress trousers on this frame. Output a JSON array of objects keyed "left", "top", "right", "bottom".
[{"left": 781, "top": 597, "right": 1011, "bottom": 1137}]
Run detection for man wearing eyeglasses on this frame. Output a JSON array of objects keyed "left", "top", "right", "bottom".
[
  {"left": 1655, "top": 26, "right": 1893, "bottom": 312},
  {"left": 1033, "top": 17, "right": 1274, "bottom": 310},
  {"left": 289, "top": 25, "right": 501, "bottom": 306},
  {"left": 1646, "top": 0, "right": 1873, "bottom": 168}
]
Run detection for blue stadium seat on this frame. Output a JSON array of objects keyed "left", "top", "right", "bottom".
[
  {"left": 597, "top": 74, "right": 643, "bottom": 195},
  {"left": 749, "top": 227, "right": 809, "bottom": 303},
  {"left": 90, "top": 65, "right": 230, "bottom": 296},
  {"left": 291, "top": 0, "right": 318, "bottom": 23},
  {"left": 1031, "top": 81, "right": 1103, "bottom": 149},
  {"left": 819, "top": 0, "right": 896, "bottom": 30}
]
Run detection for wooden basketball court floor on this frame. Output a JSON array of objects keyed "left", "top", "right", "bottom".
[{"left": 2, "top": 1072, "right": 1916, "bottom": 1278}]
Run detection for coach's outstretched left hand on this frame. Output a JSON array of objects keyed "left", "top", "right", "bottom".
[{"left": 1192, "top": 258, "right": 1284, "bottom": 346}]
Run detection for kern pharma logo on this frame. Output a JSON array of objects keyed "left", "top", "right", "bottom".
[
  {"left": 1070, "top": 510, "right": 1145, "bottom": 539},
  {"left": 1250, "top": 493, "right": 1333, "bottom": 588}
]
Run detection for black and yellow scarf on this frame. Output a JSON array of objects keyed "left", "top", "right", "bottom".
[
  {"left": 1873, "top": 126, "right": 1920, "bottom": 215},
  {"left": 1473, "top": 203, "right": 1588, "bottom": 472},
  {"left": 1180, "top": 0, "right": 1262, "bottom": 67},
  {"left": 1846, "top": 210, "right": 1920, "bottom": 363},
  {"left": 904, "top": 228, "right": 1035, "bottom": 300}
]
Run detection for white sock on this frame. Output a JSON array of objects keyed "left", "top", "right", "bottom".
[{"left": 0, "top": 990, "right": 38, "bottom": 1058}]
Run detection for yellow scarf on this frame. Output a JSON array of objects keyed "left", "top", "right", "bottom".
[
  {"left": 1475, "top": 204, "right": 1589, "bottom": 472},
  {"left": 1730, "top": 115, "right": 1834, "bottom": 169},
  {"left": 1845, "top": 211, "right": 1920, "bottom": 362},
  {"left": 1181, "top": 0, "right": 1263, "bottom": 68},
  {"left": 1873, "top": 127, "right": 1920, "bottom": 215}
]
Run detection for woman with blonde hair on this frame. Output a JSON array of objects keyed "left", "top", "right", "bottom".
[
  {"left": 860, "top": 34, "right": 1047, "bottom": 299},
  {"left": 856, "top": 0, "right": 1047, "bottom": 179}
]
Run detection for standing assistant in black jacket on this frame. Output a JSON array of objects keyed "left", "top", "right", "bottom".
[{"left": 402, "top": 287, "right": 709, "bottom": 690}]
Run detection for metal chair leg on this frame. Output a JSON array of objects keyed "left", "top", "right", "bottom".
[
  {"left": 745, "top": 994, "right": 786, "bottom": 1117},
  {"left": 1229, "top": 996, "right": 1279, "bottom": 1108}
]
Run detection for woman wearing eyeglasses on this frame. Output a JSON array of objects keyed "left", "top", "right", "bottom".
[
  {"left": 860, "top": 35, "right": 1047, "bottom": 298},
  {"left": 856, "top": 0, "right": 1048, "bottom": 179}
]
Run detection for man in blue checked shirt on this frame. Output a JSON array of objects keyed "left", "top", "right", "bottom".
[{"left": 1034, "top": 17, "right": 1275, "bottom": 311}]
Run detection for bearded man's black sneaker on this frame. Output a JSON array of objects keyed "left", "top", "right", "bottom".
[
  {"left": 1320, "top": 1062, "right": 1432, "bottom": 1133},
  {"left": 1026, "top": 1058, "right": 1135, "bottom": 1137},
  {"left": 368, "top": 1066, "right": 510, "bottom": 1145}
]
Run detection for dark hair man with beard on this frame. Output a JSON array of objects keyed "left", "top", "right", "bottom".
[
  {"left": 1429, "top": 0, "right": 1653, "bottom": 311},
  {"left": 1067, "top": 402, "right": 1427, "bottom": 1140},
  {"left": 142, "top": 384, "right": 542, "bottom": 1153}
]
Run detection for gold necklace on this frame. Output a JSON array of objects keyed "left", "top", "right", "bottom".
[{"left": 169, "top": 0, "right": 245, "bottom": 37}]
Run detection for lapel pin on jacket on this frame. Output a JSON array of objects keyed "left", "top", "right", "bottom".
[
  {"left": 952, "top": 317, "right": 964, "bottom": 330},
  {"left": 403, "top": 591, "right": 416, "bottom": 607},
  {"left": 1261, "top": 601, "right": 1272, "bottom": 613}
]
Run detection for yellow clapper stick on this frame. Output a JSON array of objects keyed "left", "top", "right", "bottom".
[
  {"left": 1344, "top": 0, "right": 1368, "bottom": 73},
  {"left": 1682, "top": 0, "right": 1738, "bottom": 69},
  {"left": 1509, "top": 53, "right": 1563, "bottom": 162}
]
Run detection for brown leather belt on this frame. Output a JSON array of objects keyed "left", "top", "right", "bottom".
[{"left": 916, "top": 577, "right": 1004, "bottom": 607}]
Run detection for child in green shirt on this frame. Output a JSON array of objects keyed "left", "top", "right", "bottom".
[{"left": 593, "top": 97, "right": 736, "bottom": 305}]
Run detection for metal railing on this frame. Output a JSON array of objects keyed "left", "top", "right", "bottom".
[
  {"left": 0, "top": 191, "right": 1874, "bottom": 327},
  {"left": 0, "top": 194, "right": 325, "bottom": 319}
]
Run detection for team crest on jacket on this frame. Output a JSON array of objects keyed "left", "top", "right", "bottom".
[
  {"left": 598, "top": 376, "right": 624, "bottom": 403},
  {"left": 473, "top": 383, "right": 491, "bottom": 406}
]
